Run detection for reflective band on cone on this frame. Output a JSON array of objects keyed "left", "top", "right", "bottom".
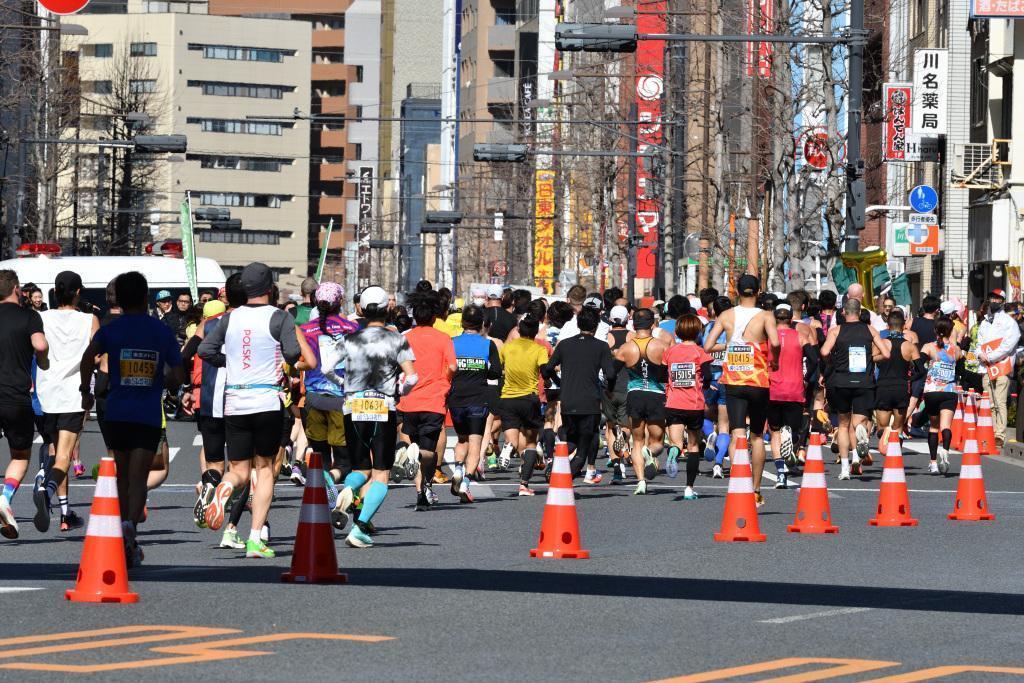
[
  {"left": 715, "top": 436, "right": 767, "bottom": 542},
  {"left": 788, "top": 431, "right": 838, "bottom": 534}
]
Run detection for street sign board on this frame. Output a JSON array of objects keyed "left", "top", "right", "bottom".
[
  {"left": 909, "top": 213, "right": 938, "bottom": 225},
  {"left": 907, "top": 222, "right": 939, "bottom": 255},
  {"left": 904, "top": 133, "right": 940, "bottom": 162},
  {"left": 909, "top": 185, "right": 938, "bottom": 213}
]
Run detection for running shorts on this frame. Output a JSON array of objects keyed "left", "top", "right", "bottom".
[
  {"left": 875, "top": 384, "right": 910, "bottom": 411},
  {"left": 766, "top": 400, "right": 803, "bottom": 434},
  {"left": 703, "top": 377, "right": 728, "bottom": 407},
  {"left": 923, "top": 391, "right": 958, "bottom": 417},
  {"left": 724, "top": 384, "right": 770, "bottom": 435},
  {"left": 826, "top": 385, "right": 875, "bottom": 417},
  {"left": 496, "top": 396, "right": 543, "bottom": 431},
  {"left": 198, "top": 415, "right": 226, "bottom": 462},
  {"left": 344, "top": 411, "right": 398, "bottom": 472},
  {"left": 665, "top": 408, "right": 704, "bottom": 431},
  {"left": 626, "top": 391, "right": 667, "bottom": 423},
  {"left": 225, "top": 409, "right": 285, "bottom": 460},
  {"left": 401, "top": 410, "right": 446, "bottom": 451},
  {"left": 544, "top": 388, "right": 561, "bottom": 403},
  {"left": 103, "top": 421, "right": 162, "bottom": 454},
  {"left": 449, "top": 405, "right": 488, "bottom": 436},
  {"left": 602, "top": 391, "right": 629, "bottom": 427},
  {"left": 41, "top": 412, "right": 85, "bottom": 445},
  {"left": 0, "top": 404, "right": 36, "bottom": 452}
]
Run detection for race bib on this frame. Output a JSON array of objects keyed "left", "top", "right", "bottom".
[
  {"left": 456, "top": 356, "right": 487, "bottom": 372},
  {"left": 849, "top": 346, "right": 867, "bottom": 373},
  {"left": 347, "top": 390, "right": 388, "bottom": 422},
  {"left": 670, "top": 362, "right": 697, "bottom": 388},
  {"left": 726, "top": 343, "right": 754, "bottom": 372},
  {"left": 711, "top": 350, "right": 725, "bottom": 367},
  {"left": 933, "top": 361, "right": 956, "bottom": 384},
  {"left": 120, "top": 349, "right": 158, "bottom": 388}
]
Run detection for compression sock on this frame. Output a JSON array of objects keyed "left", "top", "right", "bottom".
[
  {"left": 927, "top": 431, "right": 939, "bottom": 460},
  {"left": 686, "top": 451, "right": 700, "bottom": 487},
  {"left": 343, "top": 471, "right": 368, "bottom": 492},
  {"left": 201, "top": 469, "right": 222, "bottom": 486},
  {"left": 541, "top": 428, "right": 556, "bottom": 457},
  {"left": 773, "top": 457, "right": 786, "bottom": 475},
  {"left": 941, "top": 428, "right": 952, "bottom": 451},
  {"left": 703, "top": 419, "right": 715, "bottom": 437},
  {"left": 58, "top": 495, "right": 69, "bottom": 516},
  {"left": 229, "top": 484, "right": 249, "bottom": 527},
  {"left": 520, "top": 449, "right": 538, "bottom": 485},
  {"left": 715, "top": 434, "right": 730, "bottom": 465},
  {"left": 419, "top": 450, "right": 437, "bottom": 484},
  {"left": 357, "top": 481, "right": 388, "bottom": 523},
  {"left": 2, "top": 478, "right": 18, "bottom": 502}
]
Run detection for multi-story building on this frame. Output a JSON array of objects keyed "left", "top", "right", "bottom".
[{"left": 60, "top": 6, "right": 311, "bottom": 288}]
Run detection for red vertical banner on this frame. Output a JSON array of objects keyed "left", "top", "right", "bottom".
[
  {"left": 745, "top": 0, "right": 773, "bottom": 78},
  {"left": 634, "top": 2, "right": 666, "bottom": 281},
  {"left": 882, "top": 83, "right": 912, "bottom": 161}
]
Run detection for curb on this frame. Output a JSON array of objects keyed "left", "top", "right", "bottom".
[{"left": 1003, "top": 441, "right": 1024, "bottom": 459}]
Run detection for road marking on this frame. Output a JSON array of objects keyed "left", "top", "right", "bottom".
[
  {"left": 33, "top": 435, "right": 42, "bottom": 444},
  {"left": 0, "top": 587, "right": 43, "bottom": 594},
  {"left": 649, "top": 657, "right": 899, "bottom": 682},
  {"left": 758, "top": 607, "right": 872, "bottom": 624},
  {"left": 862, "top": 665, "right": 1024, "bottom": 681},
  {"left": 469, "top": 483, "right": 495, "bottom": 499},
  {"left": 193, "top": 434, "right": 202, "bottom": 446},
  {"left": 169, "top": 447, "right": 180, "bottom": 463}
]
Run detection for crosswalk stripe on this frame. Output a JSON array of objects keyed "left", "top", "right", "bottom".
[{"left": 169, "top": 447, "right": 180, "bottom": 463}]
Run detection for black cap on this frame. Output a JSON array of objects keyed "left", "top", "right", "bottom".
[
  {"left": 737, "top": 274, "right": 760, "bottom": 295},
  {"left": 54, "top": 270, "right": 83, "bottom": 293},
  {"left": 241, "top": 262, "right": 274, "bottom": 298}
]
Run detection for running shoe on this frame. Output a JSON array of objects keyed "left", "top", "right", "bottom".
[
  {"left": 125, "top": 539, "right": 144, "bottom": 569},
  {"left": 517, "top": 484, "right": 535, "bottom": 496},
  {"left": 666, "top": 446, "right": 680, "bottom": 479},
  {"left": 325, "top": 472, "right": 338, "bottom": 511},
  {"left": 712, "top": 464, "right": 724, "bottom": 479},
  {"left": 862, "top": 452, "right": 874, "bottom": 467},
  {"left": 194, "top": 482, "right": 214, "bottom": 529},
  {"left": 774, "top": 473, "right": 788, "bottom": 490},
  {"left": 289, "top": 463, "right": 306, "bottom": 487},
  {"left": 32, "top": 487, "right": 50, "bottom": 533},
  {"left": 60, "top": 510, "right": 83, "bottom": 532},
  {"left": 345, "top": 526, "right": 373, "bottom": 548},
  {"left": 838, "top": 466, "right": 851, "bottom": 480},
  {"left": 424, "top": 484, "right": 439, "bottom": 506},
  {"left": 930, "top": 459, "right": 941, "bottom": 475},
  {"left": 219, "top": 528, "right": 245, "bottom": 549},
  {"left": 779, "top": 427, "right": 795, "bottom": 465},
  {"left": 0, "top": 496, "right": 18, "bottom": 539},
  {"left": 612, "top": 426, "right": 627, "bottom": 456},
  {"left": 683, "top": 487, "right": 699, "bottom": 500},
  {"left": 391, "top": 444, "right": 409, "bottom": 483},
  {"left": 544, "top": 457, "right": 553, "bottom": 482},
  {"left": 937, "top": 446, "right": 949, "bottom": 475},
  {"left": 486, "top": 453, "right": 499, "bottom": 470},
  {"left": 433, "top": 468, "right": 450, "bottom": 485},
  {"left": 633, "top": 480, "right": 648, "bottom": 495},
  {"left": 245, "top": 539, "right": 275, "bottom": 559},
  {"left": 754, "top": 492, "right": 765, "bottom": 508},
  {"left": 610, "top": 459, "right": 623, "bottom": 484},
  {"left": 204, "top": 481, "right": 234, "bottom": 531},
  {"left": 498, "top": 442, "right": 515, "bottom": 470},
  {"left": 404, "top": 449, "right": 419, "bottom": 481},
  {"left": 355, "top": 519, "right": 376, "bottom": 536},
  {"left": 450, "top": 465, "right": 464, "bottom": 497},
  {"left": 261, "top": 522, "right": 270, "bottom": 543},
  {"left": 415, "top": 490, "right": 430, "bottom": 511},
  {"left": 855, "top": 423, "right": 870, "bottom": 458},
  {"left": 703, "top": 431, "right": 717, "bottom": 462},
  {"left": 458, "top": 483, "right": 474, "bottom": 504},
  {"left": 332, "top": 486, "right": 354, "bottom": 531},
  {"left": 72, "top": 459, "right": 86, "bottom": 479},
  {"left": 583, "top": 470, "right": 603, "bottom": 485},
  {"left": 850, "top": 460, "right": 863, "bottom": 476}
]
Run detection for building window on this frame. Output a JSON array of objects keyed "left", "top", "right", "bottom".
[
  {"left": 92, "top": 80, "right": 113, "bottom": 95},
  {"left": 355, "top": 65, "right": 364, "bottom": 82},
  {"left": 971, "top": 57, "right": 988, "bottom": 128},
  {"left": 353, "top": 143, "right": 362, "bottom": 160},
  {"left": 91, "top": 43, "right": 113, "bottom": 58},
  {"left": 189, "top": 154, "right": 289, "bottom": 172},
  {"left": 130, "top": 42, "right": 157, "bottom": 57},
  {"left": 129, "top": 79, "right": 157, "bottom": 93},
  {"left": 197, "top": 229, "right": 286, "bottom": 245},
  {"left": 495, "top": 5, "right": 516, "bottom": 24},
  {"left": 197, "top": 192, "right": 286, "bottom": 208},
  {"left": 186, "top": 117, "right": 288, "bottom": 135},
  {"left": 187, "top": 80, "right": 293, "bottom": 99},
  {"left": 82, "top": 114, "right": 112, "bottom": 130},
  {"left": 188, "top": 44, "right": 293, "bottom": 63},
  {"left": 314, "top": 17, "right": 344, "bottom": 29}
]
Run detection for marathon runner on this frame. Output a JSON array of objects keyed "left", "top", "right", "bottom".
[
  {"left": 766, "top": 303, "right": 815, "bottom": 489},
  {"left": 702, "top": 274, "right": 779, "bottom": 506},
  {"left": 616, "top": 308, "right": 669, "bottom": 495},
  {"left": 34, "top": 271, "right": 96, "bottom": 532},
  {"left": 604, "top": 305, "right": 632, "bottom": 483},
  {"left": 497, "top": 314, "right": 548, "bottom": 496},
  {"left": 921, "top": 317, "right": 961, "bottom": 475},
  {"left": 0, "top": 270, "right": 49, "bottom": 540},
  {"left": 874, "top": 308, "right": 921, "bottom": 454},
  {"left": 700, "top": 296, "right": 732, "bottom": 478},
  {"left": 330, "top": 286, "right": 416, "bottom": 548},
  {"left": 662, "top": 314, "right": 713, "bottom": 499},
  {"left": 79, "top": 271, "right": 183, "bottom": 566}
]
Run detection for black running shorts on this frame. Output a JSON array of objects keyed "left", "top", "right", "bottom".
[
  {"left": 724, "top": 384, "right": 770, "bottom": 435},
  {"left": 923, "top": 391, "right": 958, "bottom": 417},
  {"left": 449, "top": 405, "right": 488, "bottom": 436},
  {"left": 874, "top": 384, "right": 910, "bottom": 411},
  {"left": 103, "top": 421, "right": 162, "bottom": 454},
  {"left": 0, "top": 404, "right": 36, "bottom": 452},
  {"left": 496, "top": 396, "right": 543, "bottom": 431},
  {"left": 344, "top": 412, "right": 398, "bottom": 472},
  {"left": 198, "top": 415, "right": 226, "bottom": 462},
  {"left": 665, "top": 408, "right": 704, "bottom": 431},
  {"left": 225, "top": 409, "right": 284, "bottom": 460},
  {"left": 626, "top": 391, "right": 666, "bottom": 423},
  {"left": 826, "top": 385, "right": 875, "bottom": 417},
  {"left": 41, "top": 412, "right": 85, "bottom": 445},
  {"left": 400, "top": 410, "right": 446, "bottom": 451},
  {"left": 766, "top": 400, "right": 803, "bottom": 434}
]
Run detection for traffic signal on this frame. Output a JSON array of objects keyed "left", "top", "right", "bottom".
[
  {"left": 473, "top": 144, "right": 529, "bottom": 162},
  {"left": 555, "top": 23, "right": 637, "bottom": 53},
  {"left": 133, "top": 134, "right": 187, "bottom": 153},
  {"left": 425, "top": 211, "right": 464, "bottom": 224},
  {"left": 193, "top": 207, "right": 230, "bottom": 221}
]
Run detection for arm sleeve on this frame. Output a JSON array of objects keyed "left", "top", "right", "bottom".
[
  {"left": 803, "top": 344, "right": 819, "bottom": 380},
  {"left": 197, "top": 313, "right": 229, "bottom": 367},
  {"left": 911, "top": 356, "right": 927, "bottom": 384},
  {"left": 270, "top": 309, "right": 302, "bottom": 365},
  {"left": 700, "top": 361, "right": 714, "bottom": 391},
  {"left": 487, "top": 341, "right": 502, "bottom": 380},
  {"left": 541, "top": 343, "right": 562, "bottom": 382},
  {"left": 601, "top": 346, "right": 617, "bottom": 390}
]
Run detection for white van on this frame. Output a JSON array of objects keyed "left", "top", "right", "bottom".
[{"left": 0, "top": 245, "right": 226, "bottom": 313}]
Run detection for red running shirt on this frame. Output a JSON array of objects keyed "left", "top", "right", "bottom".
[
  {"left": 663, "top": 343, "right": 712, "bottom": 411},
  {"left": 400, "top": 325, "right": 456, "bottom": 415}
]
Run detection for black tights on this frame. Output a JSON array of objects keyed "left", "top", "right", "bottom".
[
  {"left": 685, "top": 449, "right": 700, "bottom": 487},
  {"left": 520, "top": 449, "right": 538, "bottom": 485},
  {"left": 563, "top": 414, "right": 600, "bottom": 477}
]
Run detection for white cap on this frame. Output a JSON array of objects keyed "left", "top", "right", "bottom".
[
  {"left": 940, "top": 301, "right": 957, "bottom": 315},
  {"left": 609, "top": 305, "right": 629, "bottom": 324},
  {"left": 775, "top": 303, "right": 792, "bottom": 312},
  {"left": 471, "top": 286, "right": 486, "bottom": 298},
  {"left": 360, "top": 286, "right": 388, "bottom": 309},
  {"left": 486, "top": 284, "right": 503, "bottom": 299},
  {"left": 583, "top": 295, "right": 603, "bottom": 310}
]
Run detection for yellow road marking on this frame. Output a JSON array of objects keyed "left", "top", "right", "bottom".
[{"left": 649, "top": 657, "right": 901, "bottom": 682}]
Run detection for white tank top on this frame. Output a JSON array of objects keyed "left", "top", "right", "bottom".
[
  {"left": 730, "top": 305, "right": 761, "bottom": 344},
  {"left": 223, "top": 305, "right": 283, "bottom": 416},
  {"left": 36, "top": 309, "right": 94, "bottom": 414}
]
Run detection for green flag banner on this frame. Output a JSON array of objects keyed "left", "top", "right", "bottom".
[
  {"left": 180, "top": 193, "right": 198, "bottom": 301},
  {"left": 830, "top": 262, "right": 892, "bottom": 296},
  {"left": 890, "top": 274, "right": 912, "bottom": 306},
  {"left": 315, "top": 218, "right": 334, "bottom": 281}
]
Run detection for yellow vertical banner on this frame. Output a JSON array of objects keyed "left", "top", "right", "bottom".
[{"left": 534, "top": 169, "right": 556, "bottom": 291}]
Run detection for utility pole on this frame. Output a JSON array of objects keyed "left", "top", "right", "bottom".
[
  {"left": 844, "top": 0, "right": 867, "bottom": 252},
  {"left": 669, "top": 40, "right": 687, "bottom": 295},
  {"left": 627, "top": 102, "right": 638, "bottom": 303}
]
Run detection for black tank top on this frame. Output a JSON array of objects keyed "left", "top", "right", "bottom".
[
  {"left": 876, "top": 332, "right": 910, "bottom": 388},
  {"left": 609, "top": 328, "right": 630, "bottom": 393},
  {"left": 609, "top": 328, "right": 629, "bottom": 351},
  {"left": 910, "top": 317, "right": 936, "bottom": 349},
  {"left": 830, "top": 321, "right": 875, "bottom": 387}
]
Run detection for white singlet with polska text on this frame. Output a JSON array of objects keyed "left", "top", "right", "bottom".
[{"left": 223, "top": 305, "right": 283, "bottom": 416}]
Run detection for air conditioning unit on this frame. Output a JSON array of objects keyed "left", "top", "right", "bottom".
[{"left": 951, "top": 140, "right": 1010, "bottom": 189}]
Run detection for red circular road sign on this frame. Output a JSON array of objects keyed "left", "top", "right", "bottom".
[
  {"left": 38, "top": 0, "right": 90, "bottom": 15},
  {"left": 801, "top": 132, "right": 831, "bottom": 170}
]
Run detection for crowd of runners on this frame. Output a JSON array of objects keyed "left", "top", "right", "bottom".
[{"left": 0, "top": 262, "right": 1020, "bottom": 563}]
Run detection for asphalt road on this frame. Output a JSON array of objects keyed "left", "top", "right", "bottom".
[{"left": 2, "top": 419, "right": 1024, "bottom": 681}]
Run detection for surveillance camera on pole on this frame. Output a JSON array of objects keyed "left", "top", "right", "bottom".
[{"left": 555, "top": 22, "right": 637, "bottom": 53}]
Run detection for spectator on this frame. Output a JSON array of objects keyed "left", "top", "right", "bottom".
[{"left": 978, "top": 288, "right": 1021, "bottom": 448}]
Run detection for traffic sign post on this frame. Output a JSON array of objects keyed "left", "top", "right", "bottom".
[
  {"left": 909, "top": 185, "right": 939, "bottom": 213},
  {"left": 909, "top": 213, "right": 937, "bottom": 225}
]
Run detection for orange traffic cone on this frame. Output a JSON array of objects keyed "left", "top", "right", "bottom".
[
  {"left": 714, "top": 436, "right": 766, "bottom": 542},
  {"left": 282, "top": 450, "right": 347, "bottom": 583},
  {"left": 65, "top": 456, "right": 138, "bottom": 604},
  {"left": 976, "top": 392, "right": 1000, "bottom": 455},
  {"left": 868, "top": 432, "right": 918, "bottom": 527},
  {"left": 788, "top": 431, "right": 838, "bottom": 534},
  {"left": 951, "top": 391, "right": 965, "bottom": 451},
  {"left": 530, "top": 442, "right": 589, "bottom": 559},
  {"left": 948, "top": 418, "right": 996, "bottom": 521}
]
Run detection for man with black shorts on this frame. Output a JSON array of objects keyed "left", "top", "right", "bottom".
[
  {"left": 820, "top": 298, "right": 889, "bottom": 479},
  {"left": 604, "top": 305, "right": 631, "bottom": 483},
  {"left": 0, "top": 270, "right": 49, "bottom": 540},
  {"left": 330, "top": 286, "right": 416, "bottom": 548},
  {"left": 199, "top": 263, "right": 315, "bottom": 559},
  {"left": 702, "top": 274, "right": 780, "bottom": 506},
  {"left": 874, "top": 308, "right": 921, "bottom": 454},
  {"left": 449, "top": 305, "right": 502, "bottom": 503},
  {"left": 80, "top": 271, "right": 182, "bottom": 566},
  {"left": 498, "top": 314, "right": 549, "bottom": 496}
]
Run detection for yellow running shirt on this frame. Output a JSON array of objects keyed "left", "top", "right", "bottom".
[{"left": 499, "top": 337, "right": 548, "bottom": 399}]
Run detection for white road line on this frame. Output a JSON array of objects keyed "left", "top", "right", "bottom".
[
  {"left": 758, "top": 607, "right": 872, "bottom": 624},
  {"left": 193, "top": 434, "right": 202, "bottom": 446},
  {"left": 33, "top": 435, "right": 43, "bottom": 444},
  {"left": 469, "top": 483, "right": 495, "bottom": 499},
  {"left": 169, "top": 447, "right": 180, "bottom": 463},
  {"left": 0, "top": 587, "right": 44, "bottom": 594}
]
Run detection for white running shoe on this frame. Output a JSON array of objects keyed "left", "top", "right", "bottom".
[
  {"left": 779, "top": 426, "right": 795, "bottom": 465},
  {"left": 937, "top": 446, "right": 949, "bottom": 475},
  {"left": 712, "top": 464, "right": 724, "bottom": 479},
  {"left": 498, "top": 442, "right": 515, "bottom": 470},
  {"left": 855, "top": 424, "right": 870, "bottom": 459},
  {"left": 0, "top": 496, "right": 18, "bottom": 540},
  {"left": 928, "top": 461, "right": 940, "bottom": 474},
  {"left": 633, "top": 480, "right": 648, "bottom": 495},
  {"left": 838, "top": 466, "right": 851, "bottom": 481}
]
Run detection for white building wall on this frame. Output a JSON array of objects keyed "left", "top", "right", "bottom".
[{"left": 942, "top": 0, "right": 971, "bottom": 301}]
